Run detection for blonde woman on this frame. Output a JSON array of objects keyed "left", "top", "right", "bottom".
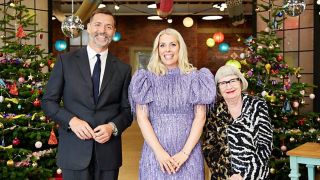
[{"left": 129, "top": 28, "right": 216, "bottom": 179}]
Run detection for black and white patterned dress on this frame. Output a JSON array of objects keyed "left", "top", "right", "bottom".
[{"left": 202, "top": 94, "right": 273, "bottom": 180}]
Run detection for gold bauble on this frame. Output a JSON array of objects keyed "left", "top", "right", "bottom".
[{"left": 7, "top": 159, "right": 14, "bottom": 167}]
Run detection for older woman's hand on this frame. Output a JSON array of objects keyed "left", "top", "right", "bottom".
[{"left": 229, "top": 174, "right": 243, "bottom": 180}]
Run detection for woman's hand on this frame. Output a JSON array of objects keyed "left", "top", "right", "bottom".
[
  {"left": 172, "top": 151, "right": 189, "bottom": 172},
  {"left": 229, "top": 174, "right": 243, "bottom": 180},
  {"left": 154, "top": 149, "right": 179, "bottom": 174}
]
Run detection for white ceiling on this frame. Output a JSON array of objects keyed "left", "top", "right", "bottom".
[{"left": 53, "top": 0, "right": 253, "bottom": 16}]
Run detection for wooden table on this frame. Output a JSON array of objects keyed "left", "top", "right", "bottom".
[{"left": 287, "top": 142, "right": 320, "bottom": 180}]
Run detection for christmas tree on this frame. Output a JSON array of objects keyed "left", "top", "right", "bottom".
[
  {"left": 0, "top": 1, "right": 59, "bottom": 179},
  {"left": 235, "top": 0, "right": 320, "bottom": 179}
]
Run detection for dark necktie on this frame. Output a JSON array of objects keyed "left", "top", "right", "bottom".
[{"left": 92, "top": 54, "right": 101, "bottom": 104}]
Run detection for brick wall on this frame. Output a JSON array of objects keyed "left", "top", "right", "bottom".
[{"left": 52, "top": 15, "right": 253, "bottom": 73}]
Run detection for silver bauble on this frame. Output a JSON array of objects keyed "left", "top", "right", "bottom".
[
  {"left": 283, "top": 0, "right": 306, "bottom": 17},
  {"left": 61, "top": 15, "right": 84, "bottom": 38}
]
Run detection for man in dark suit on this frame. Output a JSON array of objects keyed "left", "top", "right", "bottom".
[{"left": 42, "top": 9, "right": 133, "bottom": 180}]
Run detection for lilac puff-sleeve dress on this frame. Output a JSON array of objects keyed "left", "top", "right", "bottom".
[{"left": 129, "top": 68, "right": 216, "bottom": 180}]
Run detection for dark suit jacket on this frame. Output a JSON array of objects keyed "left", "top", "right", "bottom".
[{"left": 42, "top": 47, "right": 133, "bottom": 170}]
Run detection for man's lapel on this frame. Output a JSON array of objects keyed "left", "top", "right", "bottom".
[
  {"left": 75, "top": 48, "right": 94, "bottom": 104},
  {"left": 100, "top": 53, "right": 115, "bottom": 95}
]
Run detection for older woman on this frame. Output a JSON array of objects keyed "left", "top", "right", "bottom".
[{"left": 202, "top": 65, "right": 273, "bottom": 180}]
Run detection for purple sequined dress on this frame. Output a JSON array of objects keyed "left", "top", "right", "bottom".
[{"left": 129, "top": 68, "right": 216, "bottom": 180}]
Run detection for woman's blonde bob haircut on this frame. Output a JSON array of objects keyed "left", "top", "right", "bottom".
[
  {"left": 147, "top": 28, "right": 196, "bottom": 75},
  {"left": 215, "top": 65, "right": 248, "bottom": 91}
]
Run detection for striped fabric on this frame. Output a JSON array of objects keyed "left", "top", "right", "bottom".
[{"left": 202, "top": 94, "right": 273, "bottom": 180}]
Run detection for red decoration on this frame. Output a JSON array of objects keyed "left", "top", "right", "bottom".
[
  {"left": 9, "top": 83, "right": 18, "bottom": 95},
  {"left": 39, "top": 33, "right": 43, "bottom": 39},
  {"left": 33, "top": 98, "right": 41, "bottom": 107},
  {"left": 276, "top": 54, "right": 283, "bottom": 62},
  {"left": 157, "top": 0, "right": 173, "bottom": 18},
  {"left": 213, "top": 32, "right": 224, "bottom": 44},
  {"left": 12, "top": 137, "right": 21, "bottom": 146},
  {"left": 48, "top": 128, "right": 58, "bottom": 145},
  {"left": 298, "top": 118, "right": 305, "bottom": 126},
  {"left": 48, "top": 59, "right": 53, "bottom": 66},
  {"left": 16, "top": 24, "right": 26, "bottom": 38}
]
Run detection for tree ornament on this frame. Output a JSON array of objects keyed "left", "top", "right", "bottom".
[
  {"left": 268, "top": 44, "right": 274, "bottom": 50},
  {"left": 296, "top": 74, "right": 301, "bottom": 78},
  {"left": 282, "top": 99, "right": 293, "bottom": 114},
  {"left": 0, "top": 122, "right": 3, "bottom": 129},
  {"left": 290, "top": 137, "right": 295, "bottom": 142},
  {"left": 48, "top": 128, "right": 58, "bottom": 145},
  {"left": 33, "top": 98, "right": 41, "bottom": 107},
  {"left": 7, "top": 103, "right": 12, "bottom": 108},
  {"left": 50, "top": 63, "right": 55, "bottom": 69},
  {"left": 301, "top": 98, "right": 305, "bottom": 104},
  {"left": 40, "top": 116, "right": 46, "bottom": 121},
  {"left": 309, "top": 93, "right": 315, "bottom": 99},
  {"left": 261, "top": 91, "right": 268, "bottom": 97},
  {"left": 7, "top": 159, "right": 14, "bottom": 167},
  {"left": 57, "top": 168, "right": 62, "bottom": 174},
  {"left": 317, "top": 117, "right": 320, "bottom": 122},
  {"left": 0, "top": 95, "right": 4, "bottom": 103},
  {"left": 35, "top": 141, "right": 42, "bottom": 148},
  {"left": 61, "top": 15, "right": 84, "bottom": 38},
  {"left": 28, "top": 74, "right": 34, "bottom": 81},
  {"left": 264, "top": 27, "right": 270, "bottom": 33},
  {"left": 300, "top": 90, "right": 305, "bottom": 95},
  {"left": 270, "top": 94, "right": 276, "bottom": 103},
  {"left": 277, "top": 11, "right": 284, "bottom": 17},
  {"left": 265, "top": 63, "right": 271, "bottom": 74},
  {"left": 39, "top": 33, "right": 43, "bottom": 39},
  {"left": 270, "top": 168, "right": 276, "bottom": 174},
  {"left": 293, "top": 100, "right": 299, "bottom": 108},
  {"left": 16, "top": 24, "right": 26, "bottom": 38},
  {"left": 12, "top": 137, "right": 21, "bottom": 146},
  {"left": 18, "top": 104, "right": 22, "bottom": 109},
  {"left": 283, "top": 0, "right": 306, "bottom": 17},
  {"left": 276, "top": 54, "right": 283, "bottom": 62},
  {"left": 32, "top": 162, "right": 38, "bottom": 167},
  {"left": 39, "top": 62, "right": 45, "bottom": 67},
  {"left": 281, "top": 145, "right": 287, "bottom": 152},
  {"left": 18, "top": 76, "right": 25, "bottom": 83},
  {"left": 239, "top": 53, "right": 245, "bottom": 59},
  {"left": 274, "top": 114, "right": 277, "bottom": 118},
  {"left": 9, "top": 83, "right": 18, "bottom": 95}
]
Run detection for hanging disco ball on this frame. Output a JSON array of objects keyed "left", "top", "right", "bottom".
[
  {"left": 61, "top": 15, "right": 84, "bottom": 38},
  {"left": 283, "top": 0, "right": 306, "bottom": 17}
]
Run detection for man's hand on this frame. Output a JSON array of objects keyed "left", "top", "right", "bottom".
[
  {"left": 93, "top": 123, "right": 113, "bottom": 144},
  {"left": 69, "top": 117, "right": 95, "bottom": 140}
]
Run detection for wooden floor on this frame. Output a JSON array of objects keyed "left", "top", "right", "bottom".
[{"left": 119, "top": 121, "right": 210, "bottom": 180}]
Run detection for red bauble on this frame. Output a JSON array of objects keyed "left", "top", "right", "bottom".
[
  {"left": 213, "top": 32, "right": 224, "bottom": 44},
  {"left": 12, "top": 137, "right": 21, "bottom": 146},
  {"left": 33, "top": 98, "right": 41, "bottom": 107},
  {"left": 276, "top": 54, "right": 283, "bottom": 62}
]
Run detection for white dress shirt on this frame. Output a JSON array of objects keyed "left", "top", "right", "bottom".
[{"left": 87, "top": 46, "right": 108, "bottom": 94}]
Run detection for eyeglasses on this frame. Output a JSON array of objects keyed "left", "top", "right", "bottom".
[{"left": 218, "top": 78, "right": 241, "bottom": 88}]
